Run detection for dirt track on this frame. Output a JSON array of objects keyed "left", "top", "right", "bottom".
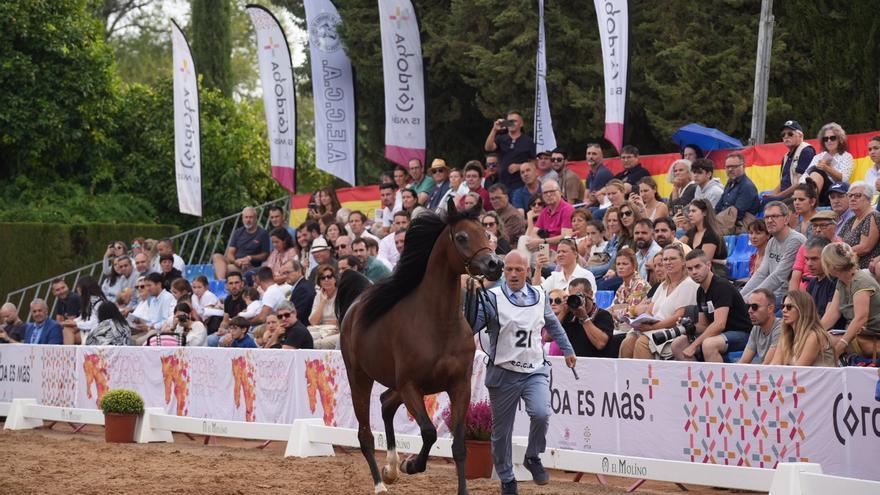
[{"left": 0, "top": 426, "right": 758, "bottom": 494}]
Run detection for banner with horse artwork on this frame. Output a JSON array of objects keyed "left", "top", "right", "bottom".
[{"left": 2, "top": 345, "right": 878, "bottom": 481}]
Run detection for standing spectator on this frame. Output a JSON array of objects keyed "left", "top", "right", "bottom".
[
  {"left": 820, "top": 242, "right": 880, "bottom": 360},
  {"left": 533, "top": 238, "right": 597, "bottom": 294},
  {"left": 285, "top": 260, "right": 315, "bottom": 328},
  {"left": 23, "top": 300, "right": 63, "bottom": 345},
  {"left": 737, "top": 289, "right": 780, "bottom": 364},
  {"left": 85, "top": 301, "right": 133, "bottom": 346},
  {"left": 61, "top": 276, "right": 107, "bottom": 345},
  {"left": 212, "top": 207, "right": 271, "bottom": 280},
  {"left": 550, "top": 147, "right": 585, "bottom": 204},
  {"left": 407, "top": 158, "right": 435, "bottom": 205},
  {"left": 484, "top": 153, "right": 501, "bottom": 189},
  {"left": 427, "top": 159, "right": 451, "bottom": 210},
  {"left": 309, "top": 264, "right": 339, "bottom": 328},
  {"left": 266, "top": 228, "right": 298, "bottom": 284},
  {"left": 715, "top": 153, "right": 760, "bottom": 235},
  {"left": 771, "top": 290, "right": 836, "bottom": 367},
  {"left": 379, "top": 211, "right": 410, "bottom": 266},
  {"left": 484, "top": 111, "right": 536, "bottom": 191},
  {"left": 614, "top": 145, "right": 650, "bottom": 193},
  {"left": 839, "top": 181, "right": 880, "bottom": 269},
  {"left": 267, "top": 205, "right": 296, "bottom": 239},
  {"left": 459, "top": 161, "right": 492, "bottom": 211},
  {"left": 789, "top": 211, "right": 841, "bottom": 290},
  {"left": 608, "top": 248, "right": 650, "bottom": 329},
  {"left": 633, "top": 177, "right": 668, "bottom": 221},
  {"left": 488, "top": 184, "right": 526, "bottom": 246},
  {"left": 741, "top": 201, "right": 806, "bottom": 302},
  {"left": 511, "top": 161, "right": 541, "bottom": 212},
  {"left": 275, "top": 302, "right": 314, "bottom": 349},
  {"left": 524, "top": 180, "right": 574, "bottom": 252},
  {"left": 0, "top": 303, "right": 27, "bottom": 344},
  {"left": 151, "top": 238, "right": 186, "bottom": 273},
  {"left": 51, "top": 278, "right": 81, "bottom": 321},
  {"left": 763, "top": 120, "right": 816, "bottom": 201},
  {"left": 633, "top": 219, "right": 662, "bottom": 281},
  {"left": 691, "top": 159, "right": 724, "bottom": 208},
  {"left": 481, "top": 212, "right": 511, "bottom": 255},
  {"left": 681, "top": 199, "right": 729, "bottom": 277},
  {"left": 584, "top": 143, "right": 613, "bottom": 208},
  {"left": 672, "top": 249, "right": 751, "bottom": 362},
  {"left": 352, "top": 238, "right": 391, "bottom": 282},
  {"left": 667, "top": 159, "right": 696, "bottom": 216},
  {"left": 535, "top": 150, "right": 559, "bottom": 186},
  {"left": 560, "top": 278, "right": 613, "bottom": 357}
]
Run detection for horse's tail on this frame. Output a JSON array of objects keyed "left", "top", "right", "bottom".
[{"left": 335, "top": 269, "right": 372, "bottom": 323}]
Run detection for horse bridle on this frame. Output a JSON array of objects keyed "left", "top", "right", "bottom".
[{"left": 448, "top": 224, "right": 494, "bottom": 278}]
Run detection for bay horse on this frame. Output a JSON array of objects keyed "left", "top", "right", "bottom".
[{"left": 336, "top": 198, "right": 503, "bottom": 494}]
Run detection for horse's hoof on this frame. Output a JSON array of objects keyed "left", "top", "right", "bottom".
[
  {"left": 400, "top": 456, "right": 415, "bottom": 474},
  {"left": 374, "top": 482, "right": 388, "bottom": 493},
  {"left": 381, "top": 465, "right": 399, "bottom": 484}
]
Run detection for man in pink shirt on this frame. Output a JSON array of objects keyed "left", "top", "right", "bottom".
[{"left": 526, "top": 179, "right": 573, "bottom": 251}]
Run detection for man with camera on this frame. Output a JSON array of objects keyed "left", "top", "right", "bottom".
[
  {"left": 561, "top": 278, "right": 614, "bottom": 357},
  {"left": 484, "top": 111, "right": 536, "bottom": 192},
  {"left": 671, "top": 249, "right": 751, "bottom": 362}
]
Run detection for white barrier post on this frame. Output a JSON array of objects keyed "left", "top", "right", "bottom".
[
  {"left": 4, "top": 399, "right": 42, "bottom": 430},
  {"left": 134, "top": 408, "right": 174, "bottom": 444},
  {"left": 768, "top": 462, "right": 823, "bottom": 495},
  {"left": 285, "top": 419, "right": 335, "bottom": 458}
]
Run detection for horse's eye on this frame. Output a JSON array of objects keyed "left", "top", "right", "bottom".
[{"left": 455, "top": 232, "right": 468, "bottom": 244}]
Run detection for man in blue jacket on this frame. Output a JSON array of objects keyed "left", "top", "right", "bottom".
[{"left": 24, "top": 299, "right": 63, "bottom": 345}]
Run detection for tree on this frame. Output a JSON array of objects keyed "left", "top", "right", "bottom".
[
  {"left": 191, "top": 0, "right": 233, "bottom": 97},
  {"left": 92, "top": 0, "right": 162, "bottom": 40}
]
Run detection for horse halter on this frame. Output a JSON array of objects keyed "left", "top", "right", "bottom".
[{"left": 448, "top": 223, "right": 493, "bottom": 279}]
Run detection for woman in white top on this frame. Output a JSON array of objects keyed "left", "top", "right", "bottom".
[
  {"left": 61, "top": 276, "right": 107, "bottom": 345},
  {"left": 310, "top": 264, "right": 339, "bottom": 327},
  {"left": 171, "top": 302, "right": 207, "bottom": 346},
  {"left": 800, "top": 122, "right": 854, "bottom": 192},
  {"left": 634, "top": 177, "right": 669, "bottom": 221},
  {"left": 619, "top": 244, "right": 699, "bottom": 359},
  {"left": 532, "top": 238, "right": 597, "bottom": 295}
]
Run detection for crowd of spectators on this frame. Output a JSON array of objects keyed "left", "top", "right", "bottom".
[{"left": 3, "top": 116, "right": 880, "bottom": 368}]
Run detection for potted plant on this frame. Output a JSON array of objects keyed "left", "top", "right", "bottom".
[
  {"left": 443, "top": 400, "right": 494, "bottom": 479},
  {"left": 99, "top": 389, "right": 145, "bottom": 443}
]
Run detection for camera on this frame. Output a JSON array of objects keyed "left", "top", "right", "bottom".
[
  {"left": 651, "top": 316, "right": 696, "bottom": 346},
  {"left": 308, "top": 201, "right": 317, "bottom": 211},
  {"left": 536, "top": 228, "right": 550, "bottom": 239},
  {"left": 177, "top": 314, "right": 189, "bottom": 323},
  {"left": 567, "top": 293, "right": 587, "bottom": 309}
]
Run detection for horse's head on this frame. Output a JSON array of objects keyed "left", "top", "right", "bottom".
[{"left": 445, "top": 197, "right": 503, "bottom": 281}]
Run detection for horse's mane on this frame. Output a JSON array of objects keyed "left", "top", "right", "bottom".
[{"left": 355, "top": 207, "right": 479, "bottom": 328}]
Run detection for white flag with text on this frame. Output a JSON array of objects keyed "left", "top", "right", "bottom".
[{"left": 171, "top": 20, "right": 202, "bottom": 216}]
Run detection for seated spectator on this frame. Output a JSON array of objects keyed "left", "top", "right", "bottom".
[
  {"left": 379, "top": 211, "right": 410, "bottom": 267},
  {"left": 352, "top": 237, "right": 391, "bottom": 282},
  {"left": 738, "top": 289, "right": 780, "bottom": 364},
  {"left": 646, "top": 251, "right": 666, "bottom": 293},
  {"left": 346, "top": 210, "right": 380, "bottom": 244},
  {"left": 128, "top": 276, "right": 149, "bottom": 323},
  {"left": 588, "top": 209, "right": 620, "bottom": 279},
  {"left": 259, "top": 314, "right": 281, "bottom": 348},
  {"left": 667, "top": 159, "right": 696, "bottom": 216},
  {"left": 820, "top": 242, "right": 880, "bottom": 360},
  {"left": 436, "top": 167, "right": 466, "bottom": 214},
  {"left": 219, "top": 316, "right": 258, "bottom": 348},
  {"left": 151, "top": 238, "right": 186, "bottom": 274},
  {"left": 325, "top": 221, "right": 347, "bottom": 248},
  {"left": 130, "top": 237, "right": 146, "bottom": 256},
  {"left": 0, "top": 303, "right": 27, "bottom": 344},
  {"left": 375, "top": 182, "right": 399, "bottom": 235},
  {"left": 568, "top": 208, "right": 592, "bottom": 256},
  {"left": 402, "top": 187, "right": 429, "bottom": 219},
  {"left": 310, "top": 264, "right": 340, "bottom": 329},
  {"left": 690, "top": 158, "right": 724, "bottom": 208},
  {"left": 792, "top": 182, "right": 819, "bottom": 236},
  {"left": 267, "top": 205, "right": 296, "bottom": 239},
  {"left": 102, "top": 255, "right": 138, "bottom": 302},
  {"left": 333, "top": 234, "right": 353, "bottom": 259},
  {"left": 462, "top": 191, "right": 481, "bottom": 210},
  {"left": 652, "top": 216, "right": 691, "bottom": 255},
  {"left": 253, "top": 324, "right": 269, "bottom": 347},
  {"left": 23, "top": 299, "right": 63, "bottom": 345},
  {"left": 427, "top": 159, "right": 451, "bottom": 210},
  {"left": 715, "top": 153, "right": 760, "bottom": 234},
  {"left": 584, "top": 143, "right": 613, "bottom": 207},
  {"left": 307, "top": 237, "right": 337, "bottom": 281},
  {"left": 582, "top": 219, "right": 609, "bottom": 263},
  {"left": 523, "top": 179, "right": 574, "bottom": 252},
  {"left": 536, "top": 150, "right": 559, "bottom": 186},
  {"left": 158, "top": 254, "right": 183, "bottom": 291},
  {"left": 614, "top": 200, "right": 640, "bottom": 252},
  {"left": 169, "top": 302, "right": 207, "bottom": 346},
  {"left": 274, "top": 302, "right": 315, "bottom": 349},
  {"left": 533, "top": 238, "right": 596, "bottom": 294},
  {"left": 191, "top": 275, "right": 223, "bottom": 333},
  {"left": 314, "top": 186, "right": 350, "bottom": 223},
  {"left": 620, "top": 244, "right": 698, "bottom": 360},
  {"left": 633, "top": 219, "right": 661, "bottom": 281},
  {"left": 133, "top": 252, "right": 153, "bottom": 279},
  {"left": 338, "top": 254, "right": 364, "bottom": 275},
  {"left": 772, "top": 290, "right": 836, "bottom": 366},
  {"left": 609, "top": 248, "right": 650, "bottom": 329},
  {"left": 51, "top": 278, "right": 82, "bottom": 321},
  {"left": 789, "top": 211, "right": 841, "bottom": 290},
  {"left": 60, "top": 276, "right": 107, "bottom": 345},
  {"left": 672, "top": 249, "right": 751, "bottom": 362},
  {"left": 839, "top": 181, "right": 880, "bottom": 269},
  {"left": 614, "top": 145, "right": 650, "bottom": 193},
  {"left": 101, "top": 241, "right": 128, "bottom": 277},
  {"left": 561, "top": 278, "right": 614, "bottom": 357},
  {"left": 266, "top": 228, "right": 299, "bottom": 284},
  {"left": 458, "top": 161, "right": 491, "bottom": 212},
  {"left": 762, "top": 121, "right": 815, "bottom": 201},
  {"left": 129, "top": 272, "right": 175, "bottom": 344},
  {"left": 481, "top": 211, "right": 511, "bottom": 254},
  {"left": 800, "top": 123, "right": 854, "bottom": 198},
  {"left": 249, "top": 266, "right": 292, "bottom": 325},
  {"left": 741, "top": 201, "right": 805, "bottom": 303},
  {"left": 284, "top": 260, "right": 316, "bottom": 327},
  {"left": 550, "top": 147, "right": 585, "bottom": 204},
  {"left": 745, "top": 219, "right": 770, "bottom": 282},
  {"left": 236, "top": 287, "right": 263, "bottom": 320},
  {"left": 407, "top": 158, "right": 435, "bottom": 205},
  {"left": 681, "top": 199, "right": 728, "bottom": 277},
  {"left": 544, "top": 288, "right": 569, "bottom": 356},
  {"left": 85, "top": 301, "right": 133, "bottom": 346},
  {"left": 511, "top": 162, "right": 541, "bottom": 212},
  {"left": 801, "top": 237, "right": 845, "bottom": 329},
  {"left": 633, "top": 177, "right": 668, "bottom": 221},
  {"left": 212, "top": 207, "right": 271, "bottom": 280}
]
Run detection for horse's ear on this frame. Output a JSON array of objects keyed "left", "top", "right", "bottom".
[{"left": 447, "top": 196, "right": 458, "bottom": 213}]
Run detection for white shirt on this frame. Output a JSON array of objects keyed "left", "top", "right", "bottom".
[
  {"left": 151, "top": 253, "right": 186, "bottom": 274},
  {"left": 540, "top": 264, "right": 597, "bottom": 295},
  {"left": 192, "top": 291, "right": 223, "bottom": 319},
  {"left": 378, "top": 232, "right": 400, "bottom": 267},
  {"left": 651, "top": 277, "right": 699, "bottom": 321},
  {"left": 864, "top": 163, "right": 880, "bottom": 195},
  {"left": 174, "top": 321, "right": 207, "bottom": 346},
  {"left": 801, "top": 151, "right": 854, "bottom": 184},
  {"left": 261, "top": 283, "right": 292, "bottom": 312},
  {"left": 145, "top": 290, "right": 176, "bottom": 331},
  {"left": 238, "top": 300, "right": 263, "bottom": 319}
]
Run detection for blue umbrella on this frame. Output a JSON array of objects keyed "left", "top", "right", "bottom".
[{"left": 672, "top": 123, "right": 743, "bottom": 152}]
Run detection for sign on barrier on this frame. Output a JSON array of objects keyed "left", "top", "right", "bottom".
[{"left": 0, "top": 345, "right": 877, "bottom": 481}]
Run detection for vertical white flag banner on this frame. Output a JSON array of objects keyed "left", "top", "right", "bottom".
[
  {"left": 594, "top": 0, "right": 628, "bottom": 152},
  {"left": 303, "top": 0, "right": 357, "bottom": 185},
  {"left": 377, "top": 0, "right": 426, "bottom": 168},
  {"left": 171, "top": 20, "right": 202, "bottom": 216},
  {"left": 533, "top": 0, "right": 556, "bottom": 153},
  {"left": 246, "top": 5, "right": 297, "bottom": 193}
]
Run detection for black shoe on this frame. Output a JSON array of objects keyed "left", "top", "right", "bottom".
[
  {"left": 501, "top": 479, "right": 518, "bottom": 495},
  {"left": 523, "top": 456, "right": 549, "bottom": 485}
]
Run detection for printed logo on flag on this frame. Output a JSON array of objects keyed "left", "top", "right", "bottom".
[
  {"left": 310, "top": 12, "right": 342, "bottom": 53},
  {"left": 388, "top": 5, "right": 411, "bottom": 27}
]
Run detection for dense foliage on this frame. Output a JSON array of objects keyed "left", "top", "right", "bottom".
[
  {"left": 191, "top": 0, "right": 233, "bottom": 97},
  {"left": 99, "top": 389, "right": 146, "bottom": 415}
]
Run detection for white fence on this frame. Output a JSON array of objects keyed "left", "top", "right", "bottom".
[{"left": 3, "top": 399, "right": 879, "bottom": 495}]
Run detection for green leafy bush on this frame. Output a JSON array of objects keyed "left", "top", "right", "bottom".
[{"left": 99, "top": 389, "right": 145, "bottom": 415}]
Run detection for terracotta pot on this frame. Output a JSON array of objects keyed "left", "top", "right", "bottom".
[
  {"left": 464, "top": 439, "right": 493, "bottom": 479},
  {"left": 104, "top": 413, "right": 138, "bottom": 443}
]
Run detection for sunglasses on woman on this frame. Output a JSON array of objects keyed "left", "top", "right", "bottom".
[
  {"left": 550, "top": 297, "right": 565, "bottom": 305},
  {"left": 781, "top": 303, "right": 796, "bottom": 311},
  {"left": 620, "top": 210, "right": 634, "bottom": 217},
  {"left": 319, "top": 275, "right": 335, "bottom": 281},
  {"left": 822, "top": 135, "right": 838, "bottom": 142}
]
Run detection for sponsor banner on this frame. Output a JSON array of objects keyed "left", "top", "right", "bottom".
[
  {"left": 378, "top": 0, "right": 426, "bottom": 167},
  {"left": 4, "top": 346, "right": 878, "bottom": 480},
  {"left": 303, "top": 0, "right": 357, "bottom": 185},
  {"left": 593, "top": 0, "right": 628, "bottom": 152},
  {"left": 533, "top": 0, "right": 556, "bottom": 154},
  {"left": 247, "top": 5, "right": 297, "bottom": 193},
  {"left": 171, "top": 20, "right": 202, "bottom": 216}
]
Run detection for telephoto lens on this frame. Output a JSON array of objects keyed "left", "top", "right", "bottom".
[{"left": 567, "top": 293, "right": 586, "bottom": 309}]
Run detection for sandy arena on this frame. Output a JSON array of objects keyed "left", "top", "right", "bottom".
[{"left": 0, "top": 426, "right": 757, "bottom": 494}]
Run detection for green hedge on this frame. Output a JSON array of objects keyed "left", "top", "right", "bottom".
[{"left": 0, "top": 222, "right": 178, "bottom": 304}]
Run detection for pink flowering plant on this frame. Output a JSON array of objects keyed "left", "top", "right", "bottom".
[{"left": 443, "top": 400, "right": 493, "bottom": 441}]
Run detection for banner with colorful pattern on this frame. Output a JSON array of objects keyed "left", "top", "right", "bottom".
[{"left": 2, "top": 345, "right": 877, "bottom": 481}]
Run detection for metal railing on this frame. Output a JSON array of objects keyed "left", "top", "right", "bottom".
[{"left": 4, "top": 197, "right": 291, "bottom": 322}]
